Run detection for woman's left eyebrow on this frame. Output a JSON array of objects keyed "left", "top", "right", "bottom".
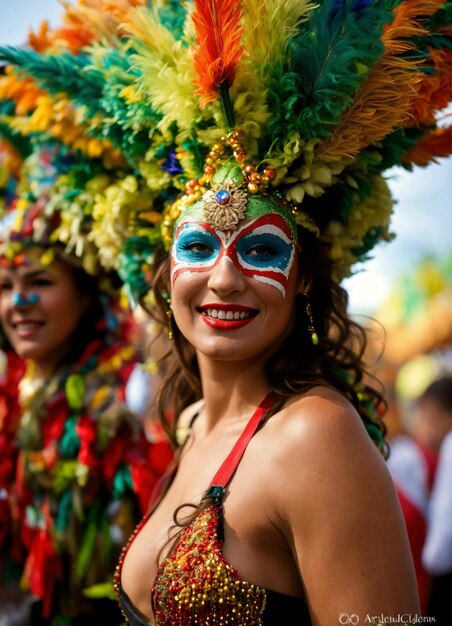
[{"left": 24, "top": 270, "right": 54, "bottom": 279}]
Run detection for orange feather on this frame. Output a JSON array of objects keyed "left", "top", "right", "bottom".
[
  {"left": 403, "top": 126, "right": 452, "bottom": 166},
  {"left": 410, "top": 48, "right": 452, "bottom": 127},
  {"left": 0, "top": 71, "right": 45, "bottom": 116},
  {"left": 26, "top": 0, "right": 146, "bottom": 54},
  {"left": 317, "top": 0, "right": 443, "bottom": 162},
  {"left": 192, "top": 0, "right": 245, "bottom": 108}
]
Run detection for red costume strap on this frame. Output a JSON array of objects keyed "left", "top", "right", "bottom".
[
  {"left": 209, "top": 391, "right": 277, "bottom": 489},
  {"left": 147, "top": 392, "right": 277, "bottom": 511}
]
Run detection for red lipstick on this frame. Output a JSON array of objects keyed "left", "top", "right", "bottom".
[{"left": 197, "top": 303, "right": 258, "bottom": 330}]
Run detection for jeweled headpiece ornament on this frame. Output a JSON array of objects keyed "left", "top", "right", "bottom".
[{"left": 0, "top": 0, "right": 450, "bottom": 298}]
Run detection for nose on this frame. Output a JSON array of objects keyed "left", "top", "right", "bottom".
[
  {"left": 11, "top": 292, "right": 39, "bottom": 308},
  {"left": 207, "top": 256, "right": 247, "bottom": 297}
]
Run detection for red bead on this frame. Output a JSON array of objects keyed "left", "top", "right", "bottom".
[{"left": 263, "top": 168, "right": 276, "bottom": 180}]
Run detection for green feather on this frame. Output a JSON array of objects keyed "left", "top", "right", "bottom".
[
  {"left": 158, "top": 0, "right": 188, "bottom": 40},
  {"left": 265, "top": 0, "right": 395, "bottom": 150},
  {"left": 0, "top": 120, "right": 32, "bottom": 157},
  {"left": 83, "top": 45, "right": 161, "bottom": 163},
  {"left": 0, "top": 47, "right": 102, "bottom": 108},
  {"left": 378, "top": 127, "right": 425, "bottom": 171}
]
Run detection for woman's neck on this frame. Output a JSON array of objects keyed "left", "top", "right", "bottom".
[{"left": 197, "top": 354, "right": 271, "bottom": 432}]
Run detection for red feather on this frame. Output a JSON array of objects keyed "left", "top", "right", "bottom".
[{"left": 192, "top": 0, "right": 244, "bottom": 108}]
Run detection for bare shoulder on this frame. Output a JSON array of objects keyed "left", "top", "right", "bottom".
[
  {"left": 271, "top": 385, "right": 381, "bottom": 463},
  {"left": 262, "top": 386, "right": 391, "bottom": 518},
  {"left": 261, "top": 393, "right": 418, "bottom": 621}
]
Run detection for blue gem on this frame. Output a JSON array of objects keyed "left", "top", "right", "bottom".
[{"left": 215, "top": 189, "right": 231, "bottom": 205}]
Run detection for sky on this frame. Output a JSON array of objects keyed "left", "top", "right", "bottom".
[{"left": 1, "top": 0, "right": 451, "bottom": 315}]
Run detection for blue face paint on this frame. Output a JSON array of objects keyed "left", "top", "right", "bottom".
[
  {"left": 236, "top": 232, "right": 293, "bottom": 272},
  {"left": 173, "top": 223, "right": 220, "bottom": 265},
  {"left": 12, "top": 292, "right": 40, "bottom": 307},
  {"left": 171, "top": 214, "right": 297, "bottom": 297}
]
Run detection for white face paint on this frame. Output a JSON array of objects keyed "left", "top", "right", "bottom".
[{"left": 171, "top": 214, "right": 297, "bottom": 297}]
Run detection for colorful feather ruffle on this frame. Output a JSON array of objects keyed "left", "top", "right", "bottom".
[{"left": 0, "top": 0, "right": 450, "bottom": 292}]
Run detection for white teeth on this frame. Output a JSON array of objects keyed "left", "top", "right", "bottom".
[
  {"left": 201, "top": 308, "right": 254, "bottom": 320},
  {"left": 15, "top": 322, "right": 40, "bottom": 331}
]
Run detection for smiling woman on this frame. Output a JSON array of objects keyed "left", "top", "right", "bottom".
[
  {"left": 0, "top": 0, "right": 450, "bottom": 624},
  {"left": 0, "top": 142, "right": 172, "bottom": 624},
  {"left": 169, "top": 205, "right": 300, "bottom": 362},
  {"left": 0, "top": 258, "right": 91, "bottom": 376},
  {"left": 118, "top": 166, "right": 419, "bottom": 626}
]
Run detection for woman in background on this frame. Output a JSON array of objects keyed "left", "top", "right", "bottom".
[{"left": 0, "top": 139, "right": 172, "bottom": 625}]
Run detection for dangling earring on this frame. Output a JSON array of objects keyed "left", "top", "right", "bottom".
[
  {"left": 163, "top": 292, "right": 173, "bottom": 340},
  {"left": 305, "top": 298, "right": 319, "bottom": 346}
]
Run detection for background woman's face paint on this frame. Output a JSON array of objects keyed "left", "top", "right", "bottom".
[
  {"left": 11, "top": 292, "right": 40, "bottom": 306},
  {"left": 171, "top": 214, "right": 297, "bottom": 297}
]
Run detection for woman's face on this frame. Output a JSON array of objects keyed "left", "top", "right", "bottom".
[
  {"left": 170, "top": 213, "right": 300, "bottom": 363},
  {"left": 0, "top": 254, "right": 89, "bottom": 376}
]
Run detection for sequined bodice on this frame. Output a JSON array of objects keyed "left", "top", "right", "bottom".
[
  {"left": 152, "top": 494, "right": 267, "bottom": 625},
  {"left": 116, "top": 393, "right": 311, "bottom": 626}
]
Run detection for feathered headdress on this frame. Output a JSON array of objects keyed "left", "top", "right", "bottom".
[
  {"left": 0, "top": 0, "right": 450, "bottom": 296},
  {"left": 0, "top": 1, "right": 156, "bottom": 285}
]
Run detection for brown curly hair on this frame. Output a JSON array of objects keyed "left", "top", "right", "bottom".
[{"left": 142, "top": 225, "right": 388, "bottom": 458}]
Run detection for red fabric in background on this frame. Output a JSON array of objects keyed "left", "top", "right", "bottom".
[{"left": 396, "top": 485, "right": 431, "bottom": 613}]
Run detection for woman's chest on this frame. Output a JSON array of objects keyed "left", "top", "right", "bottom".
[{"left": 120, "top": 441, "right": 296, "bottom": 623}]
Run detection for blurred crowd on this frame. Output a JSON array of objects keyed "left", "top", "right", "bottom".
[{"left": 387, "top": 376, "right": 452, "bottom": 624}]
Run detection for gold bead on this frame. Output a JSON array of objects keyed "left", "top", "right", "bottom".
[{"left": 248, "top": 182, "right": 259, "bottom": 193}]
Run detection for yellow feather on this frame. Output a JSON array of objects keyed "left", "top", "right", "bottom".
[
  {"left": 236, "top": 0, "right": 316, "bottom": 160},
  {"left": 230, "top": 64, "right": 270, "bottom": 156},
  {"left": 324, "top": 175, "right": 394, "bottom": 281},
  {"left": 124, "top": 7, "right": 199, "bottom": 139},
  {"left": 123, "top": 6, "right": 179, "bottom": 64},
  {"left": 241, "top": 0, "right": 316, "bottom": 69}
]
